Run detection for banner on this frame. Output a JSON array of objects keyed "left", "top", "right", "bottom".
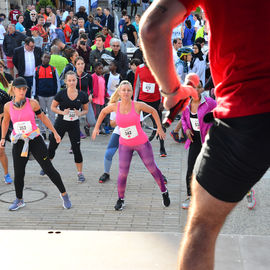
[
  {"left": 91, "top": 0, "right": 98, "bottom": 8},
  {"left": 75, "top": 0, "right": 90, "bottom": 12}
]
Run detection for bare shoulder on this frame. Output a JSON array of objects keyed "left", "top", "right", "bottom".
[
  {"left": 4, "top": 101, "right": 11, "bottom": 112},
  {"left": 29, "top": 99, "right": 40, "bottom": 110},
  {"left": 134, "top": 101, "right": 145, "bottom": 113},
  {"left": 108, "top": 102, "right": 118, "bottom": 112}
]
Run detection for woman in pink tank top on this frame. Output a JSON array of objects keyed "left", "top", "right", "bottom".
[
  {"left": 92, "top": 80, "right": 170, "bottom": 211},
  {"left": 0, "top": 77, "right": 71, "bottom": 211}
]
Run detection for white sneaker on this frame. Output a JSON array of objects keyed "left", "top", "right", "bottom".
[{"left": 182, "top": 197, "right": 191, "bottom": 209}]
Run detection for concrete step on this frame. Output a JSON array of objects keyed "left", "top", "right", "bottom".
[{"left": 0, "top": 230, "right": 269, "bottom": 270}]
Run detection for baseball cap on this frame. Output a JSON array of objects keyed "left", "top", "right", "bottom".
[
  {"left": 30, "top": 26, "right": 39, "bottom": 31},
  {"left": 184, "top": 73, "right": 200, "bottom": 88},
  {"left": 12, "top": 77, "right": 28, "bottom": 88}
]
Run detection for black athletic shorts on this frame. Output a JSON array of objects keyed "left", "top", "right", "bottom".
[{"left": 194, "top": 112, "right": 270, "bottom": 202}]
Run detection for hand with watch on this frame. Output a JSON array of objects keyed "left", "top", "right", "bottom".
[{"left": 161, "top": 82, "right": 199, "bottom": 128}]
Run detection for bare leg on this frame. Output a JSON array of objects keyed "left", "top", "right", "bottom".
[
  {"left": 0, "top": 148, "right": 8, "bottom": 175},
  {"left": 178, "top": 175, "right": 237, "bottom": 270},
  {"left": 75, "top": 162, "right": 83, "bottom": 173}
]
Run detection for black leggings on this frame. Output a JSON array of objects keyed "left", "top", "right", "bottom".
[
  {"left": 131, "top": 3, "right": 137, "bottom": 16},
  {"left": 48, "top": 118, "right": 83, "bottom": 163},
  {"left": 12, "top": 135, "right": 66, "bottom": 199},
  {"left": 186, "top": 137, "right": 202, "bottom": 196}
]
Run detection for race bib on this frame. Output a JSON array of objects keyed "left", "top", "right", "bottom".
[
  {"left": 63, "top": 110, "right": 79, "bottom": 121},
  {"left": 190, "top": 118, "right": 200, "bottom": 131},
  {"left": 14, "top": 121, "right": 32, "bottom": 134},
  {"left": 142, "top": 82, "right": 155, "bottom": 94},
  {"left": 119, "top": 125, "right": 138, "bottom": 139}
]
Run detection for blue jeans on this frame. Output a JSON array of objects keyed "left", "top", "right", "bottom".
[
  {"left": 104, "top": 133, "right": 120, "bottom": 174},
  {"left": 22, "top": 76, "right": 33, "bottom": 98}
]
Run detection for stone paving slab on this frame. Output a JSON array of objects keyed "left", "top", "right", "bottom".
[
  {"left": 0, "top": 230, "right": 269, "bottom": 270},
  {"left": 0, "top": 122, "right": 269, "bottom": 234}
]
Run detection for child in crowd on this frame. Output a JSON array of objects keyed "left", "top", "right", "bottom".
[
  {"left": 92, "top": 62, "right": 109, "bottom": 133},
  {"left": 30, "top": 26, "right": 43, "bottom": 48},
  {"left": 105, "top": 60, "right": 121, "bottom": 97},
  {"left": 126, "top": 58, "right": 141, "bottom": 87}
]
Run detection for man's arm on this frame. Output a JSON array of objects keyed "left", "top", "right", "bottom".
[
  {"left": 133, "top": 30, "right": 138, "bottom": 46},
  {"left": 140, "top": 0, "right": 198, "bottom": 109}
]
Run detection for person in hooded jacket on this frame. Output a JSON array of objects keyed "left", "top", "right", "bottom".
[{"left": 189, "top": 43, "right": 206, "bottom": 86}]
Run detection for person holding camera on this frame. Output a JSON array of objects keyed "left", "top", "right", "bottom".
[{"left": 72, "top": 33, "right": 91, "bottom": 72}]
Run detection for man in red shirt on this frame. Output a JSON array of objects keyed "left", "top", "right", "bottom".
[
  {"left": 140, "top": 0, "right": 270, "bottom": 269},
  {"left": 8, "top": 5, "right": 21, "bottom": 25},
  {"left": 36, "top": 15, "right": 48, "bottom": 43},
  {"left": 133, "top": 62, "right": 167, "bottom": 157}
]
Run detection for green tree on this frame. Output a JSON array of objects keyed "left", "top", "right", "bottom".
[{"left": 36, "top": 0, "right": 55, "bottom": 13}]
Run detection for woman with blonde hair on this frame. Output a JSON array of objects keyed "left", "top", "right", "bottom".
[
  {"left": 92, "top": 80, "right": 170, "bottom": 210},
  {"left": 1, "top": 77, "right": 71, "bottom": 211}
]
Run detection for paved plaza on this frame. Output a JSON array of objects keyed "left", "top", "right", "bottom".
[{"left": 0, "top": 122, "right": 269, "bottom": 269}]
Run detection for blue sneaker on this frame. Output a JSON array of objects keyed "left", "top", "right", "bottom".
[
  {"left": 77, "top": 173, "right": 85, "bottom": 183},
  {"left": 104, "top": 126, "right": 110, "bottom": 134},
  {"left": 40, "top": 169, "right": 45, "bottom": 176},
  {"left": 4, "top": 173, "right": 13, "bottom": 184},
  {"left": 60, "top": 193, "right": 72, "bottom": 209},
  {"left": 9, "top": 198, "right": 25, "bottom": 211}
]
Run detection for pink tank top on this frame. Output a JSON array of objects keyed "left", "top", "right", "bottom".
[
  {"left": 116, "top": 101, "right": 148, "bottom": 146},
  {"left": 9, "top": 98, "right": 38, "bottom": 136}
]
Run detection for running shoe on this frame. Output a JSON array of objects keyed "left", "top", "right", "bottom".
[
  {"left": 182, "top": 197, "right": 191, "bottom": 209},
  {"left": 246, "top": 189, "right": 256, "bottom": 210},
  {"left": 69, "top": 148, "right": 73, "bottom": 154},
  {"left": 99, "top": 128, "right": 106, "bottom": 135},
  {"left": 9, "top": 198, "right": 25, "bottom": 211},
  {"left": 162, "top": 190, "right": 170, "bottom": 207},
  {"left": 162, "top": 174, "right": 168, "bottom": 185},
  {"left": 40, "top": 169, "right": 45, "bottom": 176},
  {"left": 99, "top": 173, "right": 110, "bottom": 183},
  {"left": 61, "top": 193, "right": 72, "bottom": 209},
  {"left": 170, "top": 131, "right": 181, "bottom": 143},
  {"left": 160, "top": 149, "right": 167, "bottom": 157},
  {"left": 114, "top": 198, "right": 125, "bottom": 211},
  {"left": 84, "top": 125, "right": 90, "bottom": 137},
  {"left": 78, "top": 173, "right": 85, "bottom": 183},
  {"left": 4, "top": 173, "right": 12, "bottom": 184},
  {"left": 80, "top": 131, "right": 86, "bottom": 139},
  {"left": 104, "top": 126, "right": 110, "bottom": 134}
]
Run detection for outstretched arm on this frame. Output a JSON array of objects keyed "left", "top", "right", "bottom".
[
  {"left": 140, "top": 0, "right": 198, "bottom": 109},
  {"left": 136, "top": 101, "right": 166, "bottom": 140},
  {"left": 31, "top": 99, "right": 61, "bottom": 143}
]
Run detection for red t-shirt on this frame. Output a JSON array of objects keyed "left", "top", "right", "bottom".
[
  {"left": 64, "top": 24, "right": 72, "bottom": 43},
  {"left": 178, "top": 0, "right": 270, "bottom": 118},
  {"left": 133, "top": 64, "right": 161, "bottom": 102},
  {"left": 9, "top": 10, "right": 21, "bottom": 25}
]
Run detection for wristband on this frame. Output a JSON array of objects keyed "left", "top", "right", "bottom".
[{"left": 160, "top": 85, "right": 180, "bottom": 98}]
